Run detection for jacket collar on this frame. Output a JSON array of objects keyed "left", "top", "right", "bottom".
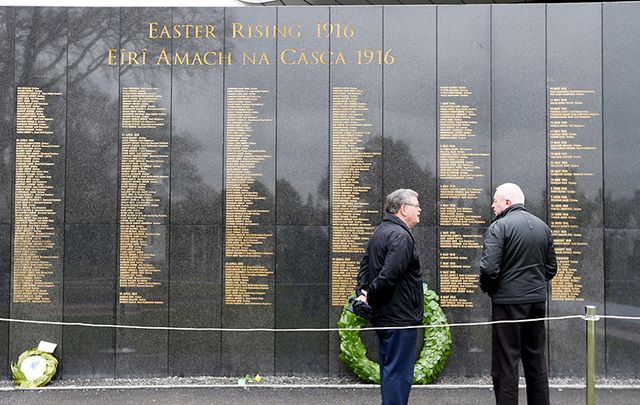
[
  {"left": 383, "top": 212, "right": 413, "bottom": 235},
  {"left": 494, "top": 203, "right": 526, "bottom": 221}
]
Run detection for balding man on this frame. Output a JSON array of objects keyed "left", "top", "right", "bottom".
[{"left": 480, "top": 183, "right": 557, "bottom": 405}]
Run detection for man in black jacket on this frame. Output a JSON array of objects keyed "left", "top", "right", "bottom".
[
  {"left": 355, "top": 189, "right": 423, "bottom": 405},
  {"left": 480, "top": 183, "right": 557, "bottom": 405}
]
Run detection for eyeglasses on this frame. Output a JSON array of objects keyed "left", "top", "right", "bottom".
[{"left": 404, "top": 203, "right": 420, "bottom": 208}]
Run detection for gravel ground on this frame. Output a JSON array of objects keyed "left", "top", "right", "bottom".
[{"left": 1, "top": 375, "right": 638, "bottom": 389}]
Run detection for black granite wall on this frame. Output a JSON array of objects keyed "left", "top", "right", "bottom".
[{"left": 0, "top": 3, "right": 638, "bottom": 381}]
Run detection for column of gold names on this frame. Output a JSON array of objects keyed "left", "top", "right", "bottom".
[
  {"left": 224, "top": 87, "right": 273, "bottom": 305},
  {"left": 438, "top": 86, "right": 487, "bottom": 308},
  {"left": 119, "top": 87, "right": 168, "bottom": 305},
  {"left": 331, "top": 87, "right": 380, "bottom": 306},
  {"left": 548, "top": 86, "right": 598, "bottom": 301},
  {"left": 12, "top": 87, "right": 62, "bottom": 303}
]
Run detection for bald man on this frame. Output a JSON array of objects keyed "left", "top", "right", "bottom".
[{"left": 480, "top": 183, "right": 557, "bottom": 405}]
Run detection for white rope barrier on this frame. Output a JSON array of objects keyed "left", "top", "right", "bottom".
[
  {"left": 599, "top": 315, "right": 640, "bottom": 321},
  {"left": 0, "top": 314, "right": 594, "bottom": 332}
]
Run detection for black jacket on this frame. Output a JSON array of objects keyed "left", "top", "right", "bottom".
[
  {"left": 480, "top": 204, "right": 557, "bottom": 304},
  {"left": 356, "top": 213, "right": 423, "bottom": 326}
]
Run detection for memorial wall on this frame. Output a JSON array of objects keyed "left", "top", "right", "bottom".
[{"left": 0, "top": 3, "right": 639, "bottom": 380}]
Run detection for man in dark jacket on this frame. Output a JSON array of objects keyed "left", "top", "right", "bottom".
[
  {"left": 355, "top": 189, "right": 423, "bottom": 405},
  {"left": 480, "top": 183, "right": 557, "bottom": 405}
]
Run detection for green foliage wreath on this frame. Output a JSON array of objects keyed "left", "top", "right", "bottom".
[
  {"left": 338, "top": 284, "right": 451, "bottom": 384},
  {"left": 11, "top": 348, "right": 58, "bottom": 388}
]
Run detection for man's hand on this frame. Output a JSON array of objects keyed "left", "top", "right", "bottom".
[{"left": 355, "top": 290, "right": 368, "bottom": 305}]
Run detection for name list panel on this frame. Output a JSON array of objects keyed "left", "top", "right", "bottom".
[
  {"left": 330, "top": 86, "right": 380, "bottom": 306},
  {"left": 119, "top": 87, "right": 169, "bottom": 305},
  {"left": 548, "top": 86, "right": 599, "bottom": 301},
  {"left": 12, "top": 87, "right": 63, "bottom": 304},
  {"left": 438, "top": 85, "right": 489, "bottom": 309},
  {"left": 224, "top": 87, "right": 274, "bottom": 306}
]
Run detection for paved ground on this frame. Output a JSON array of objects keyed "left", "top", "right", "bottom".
[{"left": 1, "top": 385, "right": 638, "bottom": 404}]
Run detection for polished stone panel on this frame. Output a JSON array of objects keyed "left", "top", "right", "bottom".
[
  {"left": 10, "top": 6, "right": 68, "bottom": 366},
  {"left": 0, "top": 8, "right": 15, "bottom": 225},
  {"left": 224, "top": 6, "right": 276, "bottom": 220},
  {"left": 437, "top": 5, "right": 491, "bottom": 378},
  {"left": 221, "top": 222, "right": 275, "bottom": 375},
  {"left": 0, "top": 225, "right": 11, "bottom": 377},
  {"left": 328, "top": 6, "right": 384, "bottom": 375},
  {"left": 383, "top": 6, "right": 437, "bottom": 227},
  {"left": 547, "top": 4, "right": 605, "bottom": 377},
  {"left": 171, "top": 8, "right": 224, "bottom": 226},
  {"left": 116, "top": 224, "right": 169, "bottom": 377},
  {"left": 547, "top": 3, "right": 603, "bottom": 229},
  {"left": 413, "top": 226, "right": 438, "bottom": 292},
  {"left": 62, "top": 225, "right": 117, "bottom": 378},
  {"left": 330, "top": 5, "right": 383, "bottom": 221},
  {"left": 221, "top": 6, "right": 277, "bottom": 376},
  {"left": 604, "top": 229, "right": 640, "bottom": 378},
  {"left": 603, "top": 2, "right": 640, "bottom": 229},
  {"left": 437, "top": 5, "right": 492, "bottom": 226},
  {"left": 275, "top": 226, "right": 329, "bottom": 375},
  {"left": 168, "top": 225, "right": 223, "bottom": 376},
  {"left": 66, "top": 8, "right": 119, "bottom": 225},
  {"left": 549, "top": 228, "right": 605, "bottom": 376},
  {"left": 438, "top": 227, "right": 490, "bottom": 378},
  {"left": 276, "top": 6, "right": 329, "bottom": 226},
  {"left": 115, "top": 7, "right": 171, "bottom": 378},
  {"left": 0, "top": 10, "right": 10, "bottom": 368},
  {"left": 492, "top": 4, "right": 547, "bottom": 219}
]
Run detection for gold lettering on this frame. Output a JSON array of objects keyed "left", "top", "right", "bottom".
[
  {"left": 232, "top": 22, "right": 244, "bottom": 38},
  {"left": 232, "top": 23, "right": 301, "bottom": 39},
  {"left": 202, "top": 51, "right": 219, "bottom": 65},
  {"left": 156, "top": 48, "right": 170, "bottom": 65},
  {"left": 280, "top": 48, "right": 295, "bottom": 65},
  {"left": 172, "top": 25, "right": 182, "bottom": 39},
  {"left": 191, "top": 52, "right": 204, "bottom": 65},
  {"left": 148, "top": 22, "right": 158, "bottom": 39},
  {"left": 174, "top": 51, "right": 189, "bottom": 65},
  {"left": 242, "top": 51, "right": 255, "bottom": 65},
  {"left": 159, "top": 25, "right": 171, "bottom": 39},
  {"left": 258, "top": 52, "right": 270, "bottom": 65},
  {"left": 206, "top": 25, "right": 216, "bottom": 38},
  {"left": 107, "top": 48, "right": 117, "bottom": 65},
  {"left": 183, "top": 23, "right": 193, "bottom": 38}
]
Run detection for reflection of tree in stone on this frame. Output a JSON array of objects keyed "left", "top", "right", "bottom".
[
  {"left": 605, "top": 190, "right": 640, "bottom": 228},
  {"left": 605, "top": 230, "right": 640, "bottom": 376},
  {"left": 0, "top": 10, "right": 15, "bottom": 223},
  {"left": 276, "top": 179, "right": 326, "bottom": 225},
  {"left": 17, "top": 8, "right": 120, "bottom": 88},
  {"left": 66, "top": 88, "right": 119, "bottom": 217},
  {"left": 0, "top": 10, "right": 14, "bottom": 122},
  {"left": 381, "top": 137, "right": 437, "bottom": 226},
  {"left": 171, "top": 132, "right": 223, "bottom": 224}
]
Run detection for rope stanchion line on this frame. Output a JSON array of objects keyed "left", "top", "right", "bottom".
[{"left": 0, "top": 313, "right": 629, "bottom": 332}]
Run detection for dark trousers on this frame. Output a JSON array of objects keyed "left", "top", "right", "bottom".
[
  {"left": 491, "top": 302, "right": 550, "bottom": 405},
  {"left": 376, "top": 328, "right": 417, "bottom": 405}
]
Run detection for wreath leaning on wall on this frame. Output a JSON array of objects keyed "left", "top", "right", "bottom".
[{"left": 338, "top": 283, "right": 451, "bottom": 384}]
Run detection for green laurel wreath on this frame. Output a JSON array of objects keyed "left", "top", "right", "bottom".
[
  {"left": 11, "top": 348, "right": 58, "bottom": 388},
  {"left": 338, "top": 284, "right": 451, "bottom": 384}
]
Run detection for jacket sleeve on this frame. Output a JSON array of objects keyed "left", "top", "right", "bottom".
[
  {"left": 355, "top": 244, "right": 370, "bottom": 295},
  {"left": 545, "top": 231, "right": 557, "bottom": 281},
  {"left": 367, "top": 233, "right": 412, "bottom": 305},
  {"left": 480, "top": 223, "right": 504, "bottom": 293}
]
